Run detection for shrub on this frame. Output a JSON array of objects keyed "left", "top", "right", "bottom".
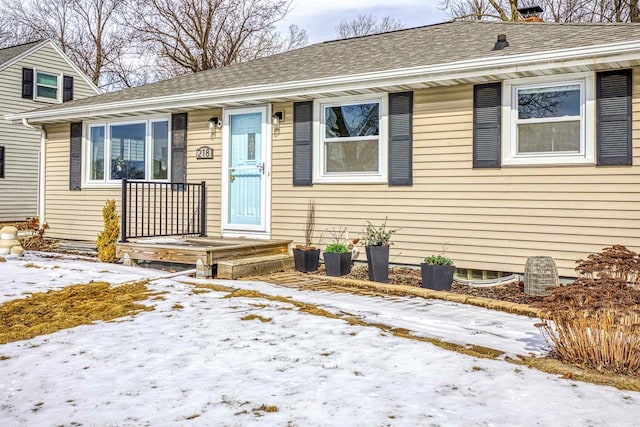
[
  {"left": 423, "top": 255, "right": 453, "bottom": 266},
  {"left": 325, "top": 243, "right": 349, "bottom": 254},
  {"left": 16, "top": 217, "right": 50, "bottom": 250},
  {"left": 362, "top": 218, "right": 398, "bottom": 247},
  {"left": 96, "top": 199, "right": 120, "bottom": 263},
  {"left": 535, "top": 245, "right": 640, "bottom": 376}
]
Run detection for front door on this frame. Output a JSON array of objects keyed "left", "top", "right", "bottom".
[{"left": 223, "top": 106, "right": 269, "bottom": 234}]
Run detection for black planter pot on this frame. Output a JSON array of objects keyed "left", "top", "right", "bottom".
[
  {"left": 366, "top": 245, "right": 389, "bottom": 283},
  {"left": 324, "top": 252, "right": 352, "bottom": 277},
  {"left": 293, "top": 248, "right": 320, "bottom": 273},
  {"left": 421, "top": 264, "right": 455, "bottom": 291}
]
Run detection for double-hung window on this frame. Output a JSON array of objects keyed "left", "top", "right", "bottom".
[
  {"left": 314, "top": 95, "right": 387, "bottom": 183},
  {"left": 503, "top": 73, "right": 594, "bottom": 165},
  {"left": 86, "top": 118, "right": 170, "bottom": 184},
  {"left": 35, "top": 70, "right": 60, "bottom": 102}
]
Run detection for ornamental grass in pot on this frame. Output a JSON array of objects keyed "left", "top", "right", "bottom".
[
  {"left": 421, "top": 254, "right": 455, "bottom": 291},
  {"left": 293, "top": 200, "right": 320, "bottom": 273}
]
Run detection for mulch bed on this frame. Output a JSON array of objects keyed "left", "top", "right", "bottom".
[{"left": 341, "top": 264, "right": 545, "bottom": 306}]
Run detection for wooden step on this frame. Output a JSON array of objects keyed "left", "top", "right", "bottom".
[{"left": 217, "top": 254, "right": 294, "bottom": 279}]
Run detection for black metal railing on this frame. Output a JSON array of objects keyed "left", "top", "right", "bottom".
[{"left": 120, "top": 179, "right": 206, "bottom": 242}]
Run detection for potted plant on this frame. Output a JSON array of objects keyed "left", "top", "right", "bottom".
[
  {"left": 293, "top": 200, "right": 320, "bottom": 273},
  {"left": 362, "top": 218, "right": 397, "bottom": 283},
  {"left": 421, "top": 254, "right": 455, "bottom": 291},
  {"left": 324, "top": 243, "right": 352, "bottom": 276},
  {"left": 322, "top": 225, "right": 357, "bottom": 277}
]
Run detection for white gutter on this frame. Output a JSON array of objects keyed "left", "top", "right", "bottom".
[
  {"left": 21, "top": 118, "right": 46, "bottom": 223},
  {"left": 6, "top": 39, "right": 640, "bottom": 123}
]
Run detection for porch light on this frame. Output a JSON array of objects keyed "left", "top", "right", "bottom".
[
  {"left": 272, "top": 111, "right": 284, "bottom": 130},
  {"left": 208, "top": 116, "right": 222, "bottom": 130}
]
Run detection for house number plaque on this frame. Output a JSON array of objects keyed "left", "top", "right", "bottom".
[{"left": 196, "top": 146, "right": 214, "bottom": 159}]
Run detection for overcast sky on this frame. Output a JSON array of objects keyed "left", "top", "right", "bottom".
[{"left": 282, "top": 0, "right": 450, "bottom": 43}]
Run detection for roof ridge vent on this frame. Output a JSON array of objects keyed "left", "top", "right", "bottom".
[{"left": 493, "top": 34, "right": 509, "bottom": 51}]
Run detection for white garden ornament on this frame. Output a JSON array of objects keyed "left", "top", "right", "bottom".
[{"left": 0, "top": 225, "right": 24, "bottom": 256}]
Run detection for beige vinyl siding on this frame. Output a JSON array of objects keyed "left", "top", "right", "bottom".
[
  {"left": 185, "top": 109, "right": 222, "bottom": 236},
  {"left": 43, "top": 110, "right": 224, "bottom": 242},
  {"left": 42, "top": 69, "right": 639, "bottom": 277},
  {"left": 44, "top": 123, "right": 116, "bottom": 241},
  {"left": 270, "top": 71, "right": 640, "bottom": 277},
  {"left": 0, "top": 42, "right": 98, "bottom": 222}
]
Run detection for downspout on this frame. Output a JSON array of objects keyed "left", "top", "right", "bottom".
[{"left": 22, "top": 118, "right": 46, "bottom": 224}]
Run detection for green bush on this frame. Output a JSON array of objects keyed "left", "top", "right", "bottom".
[
  {"left": 325, "top": 243, "right": 350, "bottom": 254},
  {"left": 423, "top": 255, "right": 453, "bottom": 266},
  {"left": 362, "top": 218, "right": 397, "bottom": 247}
]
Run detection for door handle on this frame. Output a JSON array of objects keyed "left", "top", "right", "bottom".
[
  {"left": 229, "top": 168, "right": 236, "bottom": 183},
  {"left": 258, "top": 162, "right": 264, "bottom": 175}
]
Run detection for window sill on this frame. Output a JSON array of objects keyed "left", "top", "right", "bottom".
[
  {"left": 34, "top": 97, "right": 61, "bottom": 104},
  {"left": 502, "top": 155, "right": 594, "bottom": 167},
  {"left": 313, "top": 175, "right": 388, "bottom": 184}
]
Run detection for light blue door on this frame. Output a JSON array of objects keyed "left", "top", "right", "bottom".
[{"left": 228, "top": 111, "right": 264, "bottom": 228}]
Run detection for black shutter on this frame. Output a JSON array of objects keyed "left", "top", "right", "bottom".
[
  {"left": 69, "top": 122, "right": 82, "bottom": 191},
  {"left": 597, "top": 69, "right": 632, "bottom": 166},
  {"left": 0, "top": 146, "right": 5, "bottom": 178},
  {"left": 22, "top": 67, "right": 34, "bottom": 99},
  {"left": 63, "top": 75, "right": 74, "bottom": 102},
  {"left": 473, "top": 82, "right": 502, "bottom": 168},
  {"left": 293, "top": 101, "right": 313, "bottom": 186},
  {"left": 388, "top": 92, "right": 413, "bottom": 186},
  {"left": 171, "top": 113, "right": 188, "bottom": 183}
]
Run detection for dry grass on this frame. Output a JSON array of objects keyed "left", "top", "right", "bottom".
[
  {"left": 253, "top": 404, "right": 279, "bottom": 413},
  {"left": 241, "top": 314, "right": 272, "bottom": 322},
  {"left": 537, "top": 308, "right": 640, "bottom": 377},
  {"left": 0, "top": 281, "right": 153, "bottom": 344}
]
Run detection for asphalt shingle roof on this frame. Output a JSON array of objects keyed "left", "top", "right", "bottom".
[
  {"left": 0, "top": 40, "right": 45, "bottom": 69},
  {"left": 24, "top": 20, "right": 640, "bottom": 113}
]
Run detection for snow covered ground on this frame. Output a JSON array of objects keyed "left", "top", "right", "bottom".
[{"left": 1, "top": 253, "right": 639, "bottom": 426}]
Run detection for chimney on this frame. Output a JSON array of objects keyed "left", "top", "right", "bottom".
[
  {"left": 517, "top": 5, "right": 544, "bottom": 22},
  {"left": 493, "top": 34, "right": 509, "bottom": 51}
]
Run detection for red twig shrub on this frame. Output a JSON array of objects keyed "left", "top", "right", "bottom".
[{"left": 535, "top": 245, "right": 640, "bottom": 376}]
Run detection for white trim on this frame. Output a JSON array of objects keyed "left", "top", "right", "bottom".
[
  {"left": 38, "top": 127, "right": 46, "bottom": 222},
  {"left": 33, "top": 68, "right": 62, "bottom": 103},
  {"left": 7, "top": 39, "right": 640, "bottom": 122},
  {"left": 221, "top": 105, "right": 271, "bottom": 237},
  {"left": 313, "top": 94, "right": 387, "bottom": 184},
  {"left": 502, "top": 72, "right": 595, "bottom": 166},
  {"left": 83, "top": 115, "right": 171, "bottom": 187}
]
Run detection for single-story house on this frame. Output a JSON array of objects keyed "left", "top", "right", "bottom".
[
  {"left": 0, "top": 39, "right": 100, "bottom": 222},
  {"left": 6, "top": 20, "right": 640, "bottom": 277}
]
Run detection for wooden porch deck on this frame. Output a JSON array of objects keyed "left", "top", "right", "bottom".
[{"left": 116, "top": 237, "right": 293, "bottom": 279}]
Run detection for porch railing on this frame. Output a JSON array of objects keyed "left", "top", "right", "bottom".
[{"left": 120, "top": 179, "right": 206, "bottom": 242}]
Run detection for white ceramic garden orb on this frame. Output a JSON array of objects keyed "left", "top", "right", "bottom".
[{"left": 1, "top": 225, "right": 18, "bottom": 240}]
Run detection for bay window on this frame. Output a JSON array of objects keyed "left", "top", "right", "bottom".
[{"left": 86, "top": 118, "right": 170, "bottom": 184}]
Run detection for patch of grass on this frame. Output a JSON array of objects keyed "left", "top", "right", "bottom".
[
  {"left": 0, "top": 281, "right": 153, "bottom": 344},
  {"left": 185, "top": 414, "right": 200, "bottom": 420},
  {"left": 191, "top": 289, "right": 211, "bottom": 294},
  {"left": 241, "top": 314, "right": 272, "bottom": 323},
  {"left": 509, "top": 355, "right": 640, "bottom": 392},
  {"left": 0, "top": 355, "right": 10, "bottom": 360},
  {"left": 253, "top": 404, "right": 278, "bottom": 413},
  {"left": 172, "top": 304, "right": 184, "bottom": 310},
  {"left": 23, "top": 263, "right": 42, "bottom": 268},
  {"left": 182, "top": 282, "right": 234, "bottom": 293}
]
